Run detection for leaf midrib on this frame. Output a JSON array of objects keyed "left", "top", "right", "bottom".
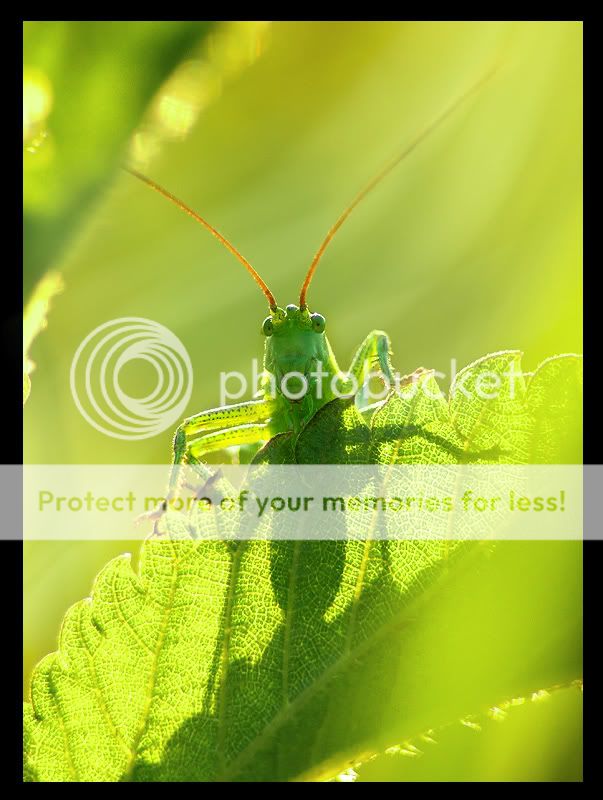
[{"left": 217, "top": 540, "right": 474, "bottom": 781}]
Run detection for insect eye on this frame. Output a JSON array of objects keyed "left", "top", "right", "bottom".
[
  {"left": 311, "top": 313, "right": 326, "bottom": 333},
  {"left": 262, "top": 317, "right": 274, "bottom": 336}
]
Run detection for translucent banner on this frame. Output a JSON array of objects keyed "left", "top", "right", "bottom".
[{"left": 17, "top": 464, "right": 589, "bottom": 541}]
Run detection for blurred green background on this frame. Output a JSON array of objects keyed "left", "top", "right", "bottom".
[{"left": 23, "top": 21, "right": 582, "bottom": 780}]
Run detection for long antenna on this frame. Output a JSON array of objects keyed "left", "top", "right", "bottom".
[
  {"left": 124, "top": 166, "right": 277, "bottom": 310},
  {"left": 299, "top": 63, "right": 501, "bottom": 310}
]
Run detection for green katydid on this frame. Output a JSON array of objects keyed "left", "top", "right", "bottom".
[{"left": 125, "top": 66, "right": 497, "bottom": 503}]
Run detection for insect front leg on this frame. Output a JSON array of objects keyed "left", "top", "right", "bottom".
[
  {"left": 135, "top": 398, "right": 277, "bottom": 525},
  {"left": 168, "top": 398, "right": 277, "bottom": 496},
  {"left": 346, "top": 330, "right": 396, "bottom": 402},
  {"left": 187, "top": 422, "right": 275, "bottom": 460}
]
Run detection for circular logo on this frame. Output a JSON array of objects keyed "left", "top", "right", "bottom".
[{"left": 70, "top": 317, "right": 193, "bottom": 440}]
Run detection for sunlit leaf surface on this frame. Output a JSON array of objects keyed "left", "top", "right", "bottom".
[{"left": 24, "top": 353, "right": 582, "bottom": 781}]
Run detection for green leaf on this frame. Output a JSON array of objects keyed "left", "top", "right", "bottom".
[
  {"left": 24, "top": 353, "right": 582, "bottom": 781},
  {"left": 24, "top": 21, "right": 213, "bottom": 295},
  {"left": 355, "top": 682, "right": 583, "bottom": 782},
  {"left": 526, "top": 354, "right": 583, "bottom": 463},
  {"left": 23, "top": 271, "right": 64, "bottom": 405}
]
